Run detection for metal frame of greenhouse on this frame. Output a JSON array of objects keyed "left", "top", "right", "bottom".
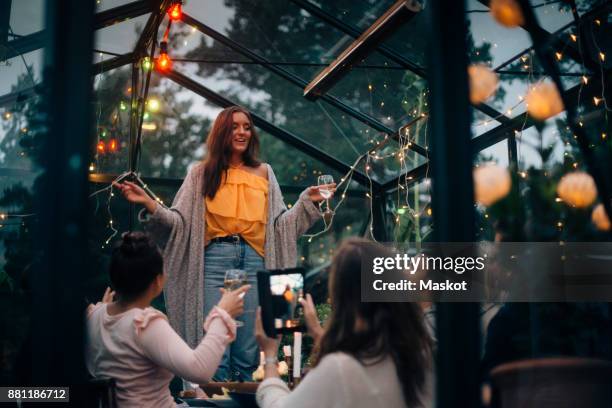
[{"left": 1, "top": 0, "right": 611, "bottom": 405}]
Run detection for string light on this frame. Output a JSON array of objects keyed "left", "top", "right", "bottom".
[
  {"left": 555, "top": 52, "right": 562, "bottom": 61},
  {"left": 581, "top": 75, "right": 588, "bottom": 85},
  {"left": 570, "top": 34, "right": 577, "bottom": 42},
  {"left": 156, "top": 42, "right": 172, "bottom": 72},
  {"left": 599, "top": 52, "right": 605, "bottom": 62},
  {"left": 167, "top": 1, "right": 182, "bottom": 21},
  {"left": 147, "top": 98, "right": 160, "bottom": 112},
  {"left": 141, "top": 57, "right": 152, "bottom": 71}
]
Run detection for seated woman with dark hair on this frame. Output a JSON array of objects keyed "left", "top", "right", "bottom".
[
  {"left": 255, "top": 237, "right": 433, "bottom": 408},
  {"left": 86, "top": 232, "right": 249, "bottom": 408}
]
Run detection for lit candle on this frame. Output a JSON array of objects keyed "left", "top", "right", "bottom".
[{"left": 293, "top": 332, "right": 302, "bottom": 379}]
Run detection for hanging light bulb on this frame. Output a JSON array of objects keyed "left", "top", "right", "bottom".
[
  {"left": 108, "top": 138, "right": 118, "bottom": 152},
  {"left": 147, "top": 98, "right": 160, "bottom": 112},
  {"left": 168, "top": 1, "right": 182, "bottom": 21},
  {"left": 141, "top": 56, "right": 152, "bottom": 71},
  {"left": 156, "top": 42, "right": 172, "bottom": 72}
]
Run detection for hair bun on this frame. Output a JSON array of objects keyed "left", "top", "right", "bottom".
[{"left": 119, "top": 231, "right": 151, "bottom": 255}]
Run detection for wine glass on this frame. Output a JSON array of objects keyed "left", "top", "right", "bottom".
[
  {"left": 224, "top": 269, "right": 248, "bottom": 327},
  {"left": 317, "top": 174, "right": 334, "bottom": 215}
]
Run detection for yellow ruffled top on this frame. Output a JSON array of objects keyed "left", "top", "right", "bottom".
[{"left": 205, "top": 167, "right": 268, "bottom": 257}]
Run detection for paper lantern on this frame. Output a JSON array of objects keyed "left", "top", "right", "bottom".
[
  {"left": 591, "top": 204, "right": 611, "bottom": 231},
  {"left": 556, "top": 171, "right": 597, "bottom": 208},
  {"left": 490, "top": 0, "right": 524, "bottom": 28},
  {"left": 473, "top": 164, "right": 512, "bottom": 206},
  {"left": 468, "top": 64, "right": 499, "bottom": 104},
  {"left": 525, "top": 82, "right": 564, "bottom": 121}
]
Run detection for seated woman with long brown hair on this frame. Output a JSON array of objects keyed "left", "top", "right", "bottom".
[{"left": 254, "top": 237, "right": 433, "bottom": 408}]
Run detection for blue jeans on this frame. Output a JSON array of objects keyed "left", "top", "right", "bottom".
[{"left": 204, "top": 241, "right": 262, "bottom": 381}]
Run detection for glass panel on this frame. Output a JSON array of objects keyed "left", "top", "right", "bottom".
[
  {"left": 94, "top": 13, "right": 151, "bottom": 55},
  {"left": 467, "top": 0, "right": 532, "bottom": 68},
  {"left": 476, "top": 138, "right": 509, "bottom": 167},
  {"left": 308, "top": 0, "right": 396, "bottom": 31},
  {"left": 0, "top": 50, "right": 44, "bottom": 96},
  {"left": 91, "top": 65, "right": 132, "bottom": 176},
  {"left": 533, "top": 2, "right": 574, "bottom": 33},
  {"left": 9, "top": 0, "right": 45, "bottom": 36},
  {"left": 324, "top": 52, "right": 428, "bottom": 126},
  {"left": 182, "top": 0, "right": 394, "bottom": 79},
  {"left": 388, "top": 178, "right": 433, "bottom": 244},
  {"left": 0, "top": 6, "right": 46, "bottom": 386},
  {"left": 516, "top": 116, "right": 567, "bottom": 170},
  {"left": 381, "top": 8, "right": 429, "bottom": 68}
]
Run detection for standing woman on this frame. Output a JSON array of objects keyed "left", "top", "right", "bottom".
[{"left": 117, "top": 106, "right": 333, "bottom": 381}]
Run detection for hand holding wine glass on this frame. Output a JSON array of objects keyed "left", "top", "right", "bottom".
[
  {"left": 317, "top": 174, "right": 335, "bottom": 215},
  {"left": 223, "top": 269, "right": 249, "bottom": 327}
]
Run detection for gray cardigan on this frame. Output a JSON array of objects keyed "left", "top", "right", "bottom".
[{"left": 140, "top": 163, "right": 321, "bottom": 347}]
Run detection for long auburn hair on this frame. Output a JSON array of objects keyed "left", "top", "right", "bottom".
[
  {"left": 313, "top": 238, "right": 433, "bottom": 406},
  {"left": 202, "top": 106, "right": 261, "bottom": 198}
]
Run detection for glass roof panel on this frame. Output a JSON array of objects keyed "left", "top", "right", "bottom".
[
  {"left": 182, "top": 0, "right": 391, "bottom": 79},
  {"left": 323, "top": 52, "right": 428, "bottom": 127},
  {"left": 9, "top": 0, "right": 45, "bottom": 36},
  {"left": 533, "top": 2, "right": 574, "bottom": 33},
  {"left": 94, "top": 13, "right": 151, "bottom": 55},
  {"left": 173, "top": 18, "right": 430, "bottom": 165},
  {"left": 172, "top": 58, "right": 420, "bottom": 183},
  {"left": 307, "top": 0, "right": 396, "bottom": 31},
  {"left": 380, "top": 7, "right": 429, "bottom": 69}
]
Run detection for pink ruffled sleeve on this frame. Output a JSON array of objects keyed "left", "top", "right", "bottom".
[
  {"left": 133, "top": 307, "right": 168, "bottom": 336},
  {"left": 135, "top": 306, "right": 235, "bottom": 383},
  {"left": 204, "top": 306, "right": 237, "bottom": 342}
]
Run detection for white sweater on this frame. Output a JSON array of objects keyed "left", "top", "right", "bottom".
[{"left": 256, "top": 352, "right": 409, "bottom": 408}]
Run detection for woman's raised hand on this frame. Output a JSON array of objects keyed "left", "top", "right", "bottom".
[
  {"left": 217, "top": 285, "right": 250, "bottom": 319},
  {"left": 116, "top": 181, "right": 157, "bottom": 213},
  {"left": 116, "top": 181, "right": 149, "bottom": 204},
  {"left": 300, "top": 293, "right": 323, "bottom": 342}
]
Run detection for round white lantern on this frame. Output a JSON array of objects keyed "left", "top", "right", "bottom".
[
  {"left": 468, "top": 64, "right": 499, "bottom": 104},
  {"left": 490, "top": 0, "right": 525, "bottom": 28},
  {"left": 526, "top": 82, "right": 564, "bottom": 121},
  {"left": 591, "top": 204, "right": 611, "bottom": 231},
  {"left": 473, "top": 164, "right": 512, "bottom": 206},
  {"left": 556, "top": 171, "right": 597, "bottom": 208}
]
